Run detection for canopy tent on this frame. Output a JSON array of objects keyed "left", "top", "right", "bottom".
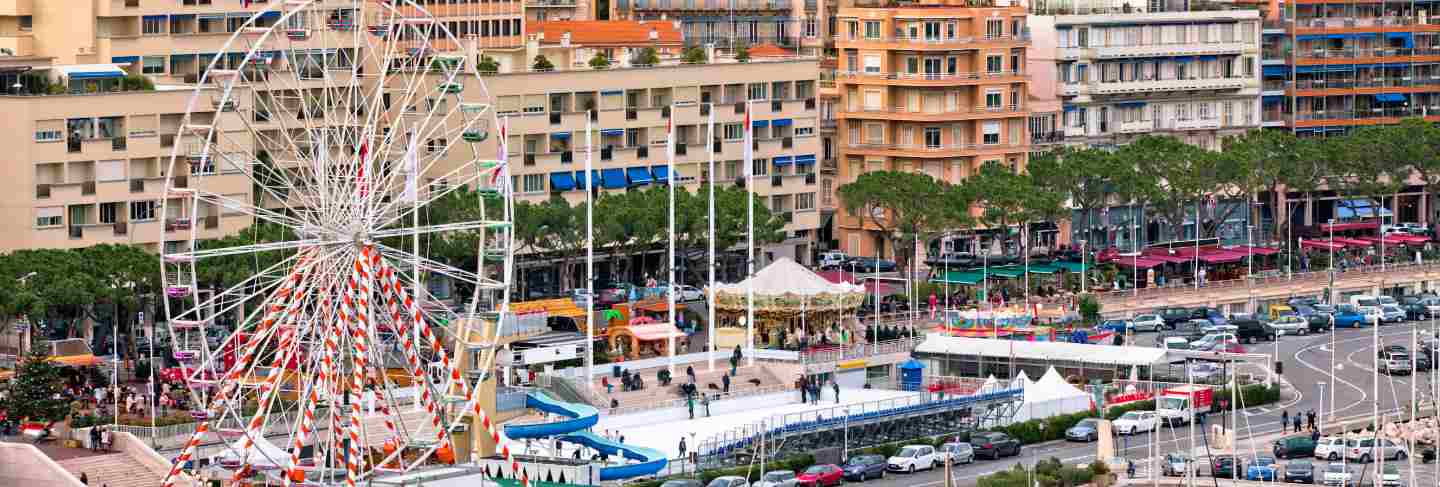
[
  {"left": 1197, "top": 251, "right": 1245, "bottom": 264},
  {"left": 1009, "top": 370, "right": 1034, "bottom": 390},
  {"left": 712, "top": 257, "right": 866, "bottom": 348},
  {"left": 216, "top": 435, "right": 293, "bottom": 469},
  {"left": 1116, "top": 257, "right": 1165, "bottom": 269},
  {"left": 1299, "top": 239, "right": 1345, "bottom": 250},
  {"left": 1230, "top": 245, "right": 1280, "bottom": 256},
  {"left": 977, "top": 375, "right": 1002, "bottom": 394},
  {"left": 1011, "top": 366, "right": 1094, "bottom": 422},
  {"left": 1333, "top": 237, "right": 1373, "bottom": 247}
]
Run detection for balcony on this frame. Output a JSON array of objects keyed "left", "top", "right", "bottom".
[
  {"left": 35, "top": 184, "right": 50, "bottom": 199},
  {"left": 1172, "top": 118, "right": 1222, "bottom": 130},
  {"left": 634, "top": 0, "right": 788, "bottom": 12},
  {"left": 601, "top": 146, "right": 613, "bottom": 161},
  {"left": 82, "top": 181, "right": 96, "bottom": 196},
  {"left": 560, "top": 151, "right": 574, "bottom": 164},
  {"left": 527, "top": 0, "right": 576, "bottom": 6},
  {"left": 845, "top": 141, "right": 1028, "bottom": 158},
  {"left": 130, "top": 180, "right": 145, "bottom": 193},
  {"left": 771, "top": 175, "right": 783, "bottom": 187},
  {"left": 165, "top": 218, "right": 191, "bottom": 232},
  {"left": 1294, "top": 47, "right": 1440, "bottom": 63},
  {"left": 835, "top": 70, "right": 1025, "bottom": 86},
  {"left": 112, "top": 138, "right": 127, "bottom": 151},
  {"left": 805, "top": 173, "right": 817, "bottom": 185},
  {"left": 1087, "top": 77, "right": 1252, "bottom": 96},
  {"left": 1117, "top": 120, "right": 1154, "bottom": 134},
  {"left": 1031, "top": 132, "right": 1065, "bottom": 145},
  {"left": 1091, "top": 42, "right": 1248, "bottom": 60}
]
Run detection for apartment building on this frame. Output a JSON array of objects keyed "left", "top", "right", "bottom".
[
  {"left": 1031, "top": 8, "right": 1263, "bottom": 150},
  {"left": 476, "top": 46, "right": 825, "bottom": 271},
  {"left": 1256, "top": 0, "right": 1440, "bottom": 135},
  {"left": 832, "top": 0, "right": 1031, "bottom": 258},
  {"left": 610, "top": 0, "right": 827, "bottom": 55}
]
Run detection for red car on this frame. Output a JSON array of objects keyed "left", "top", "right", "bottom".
[{"left": 797, "top": 464, "right": 843, "bottom": 487}]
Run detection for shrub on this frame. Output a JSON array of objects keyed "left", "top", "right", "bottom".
[
  {"left": 734, "top": 43, "right": 750, "bottom": 62},
  {"left": 1078, "top": 294, "right": 1102, "bottom": 324},
  {"left": 682, "top": 46, "right": 707, "bottom": 64},
  {"left": 588, "top": 52, "right": 611, "bottom": 70},
  {"left": 632, "top": 47, "right": 660, "bottom": 66},
  {"left": 477, "top": 55, "right": 499, "bottom": 74},
  {"left": 531, "top": 55, "right": 554, "bottom": 72}
]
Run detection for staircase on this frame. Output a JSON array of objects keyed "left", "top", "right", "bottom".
[
  {"left": 58, "top": 453, "right": 163, "bottom": 487},
  {"left": 596, "top": 362, "right": 791, "bottom": 413}
]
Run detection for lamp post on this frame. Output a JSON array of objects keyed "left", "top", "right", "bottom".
[
  {"left": 1329, "top": 218, "right": 1336, "bottom": 305},
  {"left": 1078, "top": 239, "right": 1088, "bottom": 295},
  {"left": 1248, "top": 223, "right": 1256, "bottom": 314}
]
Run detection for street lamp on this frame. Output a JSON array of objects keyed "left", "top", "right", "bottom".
[{"left": 1329, "top": 218, "right": 1336, "bottom": 305}]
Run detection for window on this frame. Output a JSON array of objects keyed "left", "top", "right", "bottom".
[
  {"left": 986, "top": 19, "right": 1003, "bottom": 38},
  {"left": 863, "top": 55, "right": 881, "bottom": 74},
  {"left": 821, "top": 179, "right": 833, "bottom": 206},
  {"left": 426, "top": 138, "right": 447, "bottom": 154},
  {"left": 35, "top": 130, "right": 63, "bottom": 142},
  {"left": 924, "top": 21, "right": 941, "bottom": 41},
  {"left": 1077, "top": 27, "right": 1089, "bottom": 47},
  {"left": 523, "top": 174, "right": 544, "bottom": 193},
  {"left": 849, "top": 124, "right": 860, "bottom": 144},
  {"left": 130, "top": 201, "right": 157, "bottom": 221},
  {"left": 983, "top": 121, "right": 1000, "bottom": 144},
  {"left": 797, "top": 193, "right": 815, "bottom": 211},
  {"left": 947, "top": 57, "right": 957, "bottom": 75},
  {"left": 804, "top": 16, "right": 817, "bottom": 38},
  {"left": 924, "top": 127, "right": 941, "bottom": 148},
  {"left": 795, "top": 126, "right": 814, "bottom": 137},
  {"left": 36, "top": 207, "right": 61, "bottom": 227},
  {"left": 749, "top": 83, "right": 767, "bottom": 100},
  {"left": 18, "top": 15, "right": 32, "bottom": 31},
  {"left": 864, "top": 122, "right": 883, "bottom": 144},
  {"left": 724, "top": 123, "right": 742, "bottom": 140},
  {"left": 985, "top": 90, "right": 1002, "bottom": 109},
  {"left": 1199, "top": 102, "right": 1212, "bottom": 120},
  {"left": 846, "top": 52, "right": 857, "bottom": 72},
  {"left": 986, "top": 55, "right": 1002, "bottom": 73},
  {"left": 1243, "top": 57, "right": 1254, "bottom": 77},
  {"left": 1077, "top": 64, "right": 1089, "bottom": 82},
  {"left": 752, "top": 158, "right": 768, "bottom": 176},
  {"left": 863, "top": 89, "right": 881, "bottom": 110},
  {"left": 142, "top": 16, "right": 165, "bottom": 35},
  {"left": 1010, "top": 49, "right": 1022, "bottom": 73},
  {"left": 143, "top": 56, "right": 165, "bottom": 74},
  {"left": 99, "top": 202, "right": 120, "bottom": 224},
  {"left": 864, "top": 21, "right": 881, "bottom": 39}
]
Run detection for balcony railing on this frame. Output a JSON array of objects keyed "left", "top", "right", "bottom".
[
  {"left": 1294, "top": 47, "right": 1440, "bottom": 60},
  {"left": 1031, "top": 132, "right": 1064, "bottom": 144},
  {"left": 836, "top": 70, "right": 1024, "bottom": 82},
  {"left": 1289, "top": 77, "right": 1440, "bottom": 90},
  {"left": 847, "top": 141, "right": 1027, "bottom": 153},
  {"left": 1295, "top": 107, "right": 1440, "bottom": 121},
  {"left": 1079, "top": 77, "right": 1251, "bottom": 95}
]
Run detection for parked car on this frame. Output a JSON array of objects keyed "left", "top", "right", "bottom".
[
  {"left": 1345, "top": 437, "right": 1408, "bottom": 463},
  {"left": 1066, "top": 418, "right": 1104, "bottom": 442},
  {"left": 886, "top": 445, "right": 938, "bottom": 473},
  {"left": 1132, "top": 314, "right": 1166, "bottom": 332},
  {"left": 1159, "top": 307, "right": 1196, "bottom": 328},
  {"left": 569, "top": 288, "right": 592, "bottom": 308},
  {"left": 1314, "top": 436, "right": 1348, "bottom": 461},
  {"left": 970, "top": 432, "right": 1022, "bottom": 459},
  {"left": 1196, "top": 307, "right": 1229, "bottom": 327},
  {"left": 752, "top": 470, "right": 799, "bottom": 487},
  {"left": 1322, "top": 462, "right": 1353, "bottom": 486},
  {"left": 1163, "top": 453, "right": 1195, "bottom": 477},
  {"left": 1233, "top": 319, "right": 1277, "bottom": 343},
  {"left": 938, "top": 442, "right": 975, "bottom": 465},
  {"left": 796, "top": 465, "right": 843, "bottom": 487},
  {"left": 1274, "top": 435, "right": 1318, "bottom": 459},
  {"left": 661, "top": 480, "right": 704, "bottom": 487},
  {"left": 1098, "top": 319, "right": 1134, "bottom": 334},
  {"left": 1284, "top": 459, "right": 1315, "bottom": 484},
  {"left": 1380, "top": 463, "right": 1402, "bottom": 487},
  {"left": 818, "top": 252, "right": 849, "bottom": 269},
  {"left": 1163, "top": 319, "right": 1211, "bottom": 343},
  {"left": 1246, "top": 456, "right": 1279, "bottom": 481},
  {"left": 847, "top": 257, "right": 896, "bottom": 273},
  {"left": 1378, "top": 350, "right": 1413, "bottom": 376},
  {"left": 1294, "top": 304, "right": 1334, "bottom": 332},
  {"left": 1112, "top": 411, "right": 1160, "bottom": 435},
  {"left": 1404, "top": 301, "right": 1432, "bottom": 321},
  {"left": 1188, "top": 362, "right": 1225, "bottom": 382},
  {"left": 1381, "top": 304, "right": 1407, "bottom": 324},
  {"left": 1211, "top": 455, "right": 1239, "bottom": 478},
  {"left": 1162, "top": 337, "right": 1191, "bottom": 350},
  {"left": 707, "top": 477, "right": 749, "bottom": 487},
  {"left": 671, "top": 285, "right": 704, "bottom": 302},
  {"left": 840, "top": 454, "right": 887, "bottom": 481},
  {"left": 1269, "top": 315, "right": 1310, "bottom": 336},
  {"left": 1192, "top": 333, "right": 1239, "bottom": 352},
  {"left": 1331, "top": 305, "right": 1369, "bottom": 328}
]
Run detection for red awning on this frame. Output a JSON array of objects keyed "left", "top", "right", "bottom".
[
  {"left": 1231, "top": 245, "right": 1280, "bottom": 256},
  {"left": 1320, "top": 221, "right": 1379, "bottom": 232},
  {"left": 1198, "top": 251, "right": 1245, "bottom": 264},
  {"left": 1142, "top": 252, "right": 1192, "bottom": 264},
  {"left": 1392, "top": 234, "right": 1429, "bottom": 244},
  {"left": 1116, "top": 257, "right": 1165, "bottom": 269},
  {"left": 1299, "top": 239, "right": 1345, "bottom": 250},
  {"left": 1334, "top": 237, "right": 1374, "bottom": 247},
  {"left": 1362, "top": 235, "right": 1414, "bottom": 246}
]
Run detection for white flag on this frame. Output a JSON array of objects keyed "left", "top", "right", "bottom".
[{"left": 402, "top": 126, "right": 419, "bottom": 202}]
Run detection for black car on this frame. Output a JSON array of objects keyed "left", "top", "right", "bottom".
[
  {"left": 1211, "top": 455, "right": 1239, "bottom": 478},
  {"left": 1284, "top": 459, "right": 1315, "bottom": 484},
  {"left": 1233, "top": 319, "right": 1277, "bottom": 344},
  {"left": 841, "top": 454, "right": 887, "bottom": 481},
  {"left": 1158, "top": 307, "right": 1195, "bottom": 327},
  {"left": 1293, "top": 305, "right": 1333, "bottom": 332},
  {"left": 847, "top": 257, "right": 897, "bottom": 273},
  {"left": 1274, "top": 435, "right": 1318, "bottom": 459},
  {"left": 970, "top": 432, "right": 1022, "bottom": 459}
]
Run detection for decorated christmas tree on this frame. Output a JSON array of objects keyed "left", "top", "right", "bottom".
[{"left": 0, "top": 343, "right": 70, "bottom": 423}]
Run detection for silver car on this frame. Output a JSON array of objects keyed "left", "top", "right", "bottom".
[
  {"left": 1269, "top": 315, "right": 1309, "bottom": 336},
  {"left": 1132, "top": 314, "right": 1166, "bottom": 332},
  {"left": 939, "top": 442, "right": 974, "bottom": 464},
  {"left": 1381, "top": 304, "right": 1406, "bottom": 323},
  {"left": 751, "top": 470, "right": 798, "bottom": 487}
]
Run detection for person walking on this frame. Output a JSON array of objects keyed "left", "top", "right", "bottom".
[
  {"left": 89, "top": 426, "right": 101, "bottom": 452},
  {"left": 797, "top": 377, "right": 807, "bottom": 403},
  {"left": 1307, "top": 409, "right": 1317, "bottom": 431},
  {"left": 686, "top": 365, "right": 696, "bottom": 383},
  {"left": 678, "top": 437, "right": 688, "bottom": 460},
  {"left": 702, "top": 393, "right": 711, "bottom": 417},
  {"left": 730, "top": 345, "right": 742, "bottom": 376},
  {"left": 99, "top": 426, "right": 111, "bottom": 452},
  {"left": 1292, "top": 415, "right": 1302, "bottom": 433},
  {"left": 832, "top": 381, "right": 840, "bottom": 404},
  {"left": 687, "top": 395, "right": 695, "bottom": 419},
  {"left": 1281, "top": 410, "right": 1289, "bottom": 431},
  {"left": 722, "top": 373, "right": 730, "bottom": 393}
]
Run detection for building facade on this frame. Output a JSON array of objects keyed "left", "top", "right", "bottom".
[
  {"left": 832, "top": 0, "right": 1032, "bottom": 258},
  {"left": 1034, "top": 9, "right": 1263, "bottom": 150},
  {"left": 609, "top": 0, "right": 827, "bottom": 55}
]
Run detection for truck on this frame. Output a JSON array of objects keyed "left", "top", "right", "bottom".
[{"left": 1156, "top": 385, "right": 1214, "bottom": 426}]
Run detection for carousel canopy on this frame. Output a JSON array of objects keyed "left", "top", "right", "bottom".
[{"left": 714, "top": 257, "right": 865, "bottom": 296}]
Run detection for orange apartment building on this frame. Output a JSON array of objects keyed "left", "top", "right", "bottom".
[{"left": 832, "top": 0, "right": 1031, "bottom": 258}]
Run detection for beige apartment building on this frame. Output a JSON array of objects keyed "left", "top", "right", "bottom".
[{"left": 832, "top": 0, "right": 1032, "bottom": 258}]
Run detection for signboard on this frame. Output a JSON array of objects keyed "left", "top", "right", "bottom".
[
  {"left": 1107, "top": 391, "right": 1153, "bottom": 407},
  {"left": 520, "top": 343, "right": 579, "bottom": 365}
]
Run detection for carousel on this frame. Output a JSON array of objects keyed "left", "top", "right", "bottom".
[{"left": 711, "top": 257, "right": 867, "bottom": 349}]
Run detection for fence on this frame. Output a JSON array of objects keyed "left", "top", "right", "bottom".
[
  {"left": 799, "top": 336, "right": 924, "bottom": 365},
  {"left": 109, "top": 408, "right": 310, "bottom": 451},
  {"left": 603, "top": 383, "right": 794, "bottom": 417},
  {"left": 1097, "top": 260, "right": 1440, "bottom": 311},
  {"left": 550, "top": 348, "right": 800, "bottom": 380}
]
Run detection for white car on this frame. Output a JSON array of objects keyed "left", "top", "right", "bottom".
[
  {"left": 1202, "top": 324, "right": 1238, "bottom": 335},
  {"left": 674, "top": 285, "right": 704, "bottom": 302},
  {"left": 1162, "top": 337, "right": 1190, "bottom": 350},
  {"left": 708, "top": 476, "right": 749, "bottom": 487},
  {"left": 1323, "top": 462, "right": 1353, "bottom": 487},
  {"left": 818, "top": 251, "right": 849, "bottom": 269},
  {"left": 1132, "top": 314, "right": 1166, "bottom": 332},
  {"left": 886, "top": 445, "right": 938, "bottom": 473},
  {"left": 1345, "top": 437, "right": 1408, "bottom": 463},
  {"left": 569, "top": 288, "right": 592, "bottom": 307},
  {"left": 751, "top": 470, "right": 798, "bottom": 487},
  {"left": 1314, "top": 436, "right": 1347, "bottom": 461},
  {"left": 1380, "top": 464, "right": 1402, "bottom": 487},
  {"left": 1269, "top": 315, "right": 1309, "bottom": 335},
  {"left": 1112, "top": 411, "right": 1160, "bottom": 434},
  {"left": 1188, "top": 362, "right": 1224, "bottom": 382},
  {"left": 1192, "top": 333, "right": 1238, "bottom": 352}
]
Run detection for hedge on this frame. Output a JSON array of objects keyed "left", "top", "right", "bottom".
[{"left": 978, "top": 458, "right": 1111, "bottom": 487}]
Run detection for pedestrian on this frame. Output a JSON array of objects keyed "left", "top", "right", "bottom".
[
  {"left": 798, "top": 377, "right": 807, "bottom": 403},
  {"left": 79, "top": 472, "right": 88, "bottom": 485},
  {"left": 702, "top": 393, "right": 711, "bottom": 417},
  {"left": 610, "top": 398, "right": 619, "bottom": 412},
  {"left": 832, "top": 381, "right": 840, "bottom": 404},
  {"left": 730, "top": 345, "right": 743, "bottom": 376},
  {"left": 1307, "top": 409, "right": 1317, "bottom": 431},
  {"left": 100, "top": 426, "right": 111, "bottom": 452},
  {"left": 1281, "top": 410, "right": 1289, "bottom": 430},
  {"left": 89, "top": 426, "right": 101, "bottom": 452},
  {"left": 686, "top": 365, "right": 695, "bottom": 383},
  {"left": 1311, "top": 429, "right": 1321, "bottom": 444},
  {"left": 678, "top": 437, "right": 688, "bottom": 459},
  {"left": 1293, "top": 415, "right": 1302, "bottom": 433},
  {"left": 721, "top": 373, "right": 730, "bottom": 393},
  {"left": 687, "top": 395, "right": 695, "bottom": 419}
]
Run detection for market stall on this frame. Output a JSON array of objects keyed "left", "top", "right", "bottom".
[{"left": 711, "top": 257, "right": 866, "bottom": 349}]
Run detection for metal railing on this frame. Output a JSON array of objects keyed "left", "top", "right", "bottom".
[
  {"left": 835, "top": 69, "right": 1023, "bottom": 81},
  {"left": 604, "top": 383, "right": 795, "bottom": 417},
  {"left": 799, "top": 336, "right": 924, "bottom": 364},
  {"left": 1097, "top": 260, "right": 1440, "bottom": 309}
]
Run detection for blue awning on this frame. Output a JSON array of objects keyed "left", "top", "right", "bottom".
[
  {"left": 170, "top": 14, "right": 195, "bottom": 20},
  {"left": 1198, "top": 55, "right": 1218, "bottom": 61},
  {"left": 752, "top": 119, "right": 769, "bottom": 128},
  {"left": 1337, "top": 199, "right": 1393, "bottom": 218},
  {"left": 143, "top": 15, "right": 167, "bottom": 21},
  {"left": 627, "top": 167, "right": 652, "bottom": 185},
  {"left": 600, "top": 128, "right": 625, "bottom": 136},
  {"left": 260, "top": 11, "right": 282, "bottom": 21},
  {"left": 795, "top": 154, "right": 817, "bottom": 166},
  {"left": 57, "top": 64, "right": 126, "bottom": 80},
  {"left": 772, "top": 156, "right": 794, "bottom": 166},
  {"left": 1388, "top": 32, "right": 1415, "bottom": 48},
  {"left": 112, "top": 56, "right": 140, "bottom": 64},
  {"left": 1375, "top": 93, "right": 1408, "bottom": 103},
  {"left": 1263, "top": 65, "right": 1288, "bottom": 77},
  {"left": 1115, "top": 101, "right": 1146, "bottom": 108},
  {"left": 1263, "top": 94, "right": 1286, "bottom": 101},
  {"left": 771, "top": 118, "right": 793, "bottom": 127},
  {"left": 197, "top": 13, "right": 227, "bottom": 20},
  {"left": 574, "top": 170, "right": 600, "bottom": 190},
  {"left": 1296, "top": 35, "right": 1324, "bottom": 41},
  {"left": 549, "top": 172, "right": 576, "bottom": 191},
  {"left": 551, "top": 132, "right": 570, "bottom": 140},
  {"left": 601, "top": 168, "right": 627, "bottom": 189},
  {"left": 600, "top": 89, "right": 623, "bottom": 95},
  {"left": 651, "top": 165, "right": 670, "bottom": 183},
  {"left": 1063, "top": 105, "right": 1078, "bottom": 112},
  {"left": 1296, "top": 65, "right": 1320, "bottom": 74},
  {"left": 1173, "top": 56, "right": 1196, "bottom": 63}
]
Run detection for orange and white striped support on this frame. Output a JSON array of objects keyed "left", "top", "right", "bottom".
[
  {"left": 370, "top": 253, "right": 453, "bottom": 454},
  {"left": 338, "top": 257, "right": 365, "bottom": 487},
  {"left": 284, "top": 291, "right": 339, "bottom": 487},
  {"left": 162, "top": 256, "right": 314, "bottom": 487}
]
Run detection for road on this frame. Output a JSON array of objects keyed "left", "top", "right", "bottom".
[{"left": 848, "top": 319, "right": 1440, "bottom": 487}]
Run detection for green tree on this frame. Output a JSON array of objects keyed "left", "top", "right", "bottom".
[
  {"left": 595, "top": 187, "right": 668, "bottom": 283},
  {"left": 682, "top": 46, "right": 708, "bottom": 64},
  {"left": 1222, "top": 129, "right": 1311, "bottom": 242},
  {"left": 588, "top": 52, "right": 611, "bottom": 70},
  {"left": 1127, "top": 135, "right": 1223, "bottom": 242},
  {"left": 1386, "top": 119, "right": 1440, "bottom": 222},
  {"left": 632, "top": 47, "right": 661, "bottom": 66},
  {"left": 734, "top": 42, "right": 751, "bottom": 62},
  {"left": 531, "top": 55, "right": 555, "bottom": 72},
  {"left": 0, "top": 340, "right": 72, "bottom": 423},
  {"left": 1331, "top": 124, "right": 1413, "bottom": 223},
  {"left": 673, "top": 185, "right": 785, "bottom": 285},
  {"left": 477, "top": 55, "right": 500, "bottom": 74},
  {"left": 1029, "top": 146, "right": 1129, "bottom": 247},
  {"left": 837, "top": 171, "right": 952, "bottom": 278}
]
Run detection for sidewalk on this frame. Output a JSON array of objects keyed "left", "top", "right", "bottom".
[{"left": 1097, "top": 262, "right": 1440, "bottom": 315}]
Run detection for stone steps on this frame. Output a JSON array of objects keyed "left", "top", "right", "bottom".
[{"left": 58, "top": 453, "right": 163, "bottom": 487}]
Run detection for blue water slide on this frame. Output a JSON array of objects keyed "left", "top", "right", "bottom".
[{"left": 502, "top": 391, "right": 668, "bottom": 481}]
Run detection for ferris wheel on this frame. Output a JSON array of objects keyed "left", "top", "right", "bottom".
[{"left": 156, "top": 1, "right": 517, "bottom": 485}]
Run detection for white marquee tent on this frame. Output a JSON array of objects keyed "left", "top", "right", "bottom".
[{"left": 1010, "top": 366, "right": 1094, "bottom": 422}]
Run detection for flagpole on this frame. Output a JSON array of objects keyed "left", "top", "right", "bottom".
[
  {"left": 585, "top": 115, "right": 595, "bottom": 390},
  {"left": 745, "top": 99, "right": 755, "bottom": 366},
  {"left": 409, "top": 120, "right": 421, "bottom": 359},
  {"left": 667, "top": 105, "right": 677, "bottom": 376},
  {"left": 707, "top": 103, "right": 717, "bottom": 372}
]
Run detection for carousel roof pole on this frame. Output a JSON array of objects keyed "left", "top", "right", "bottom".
[{"left": 745, "top": 99, "right": 755, "bottom": 366}]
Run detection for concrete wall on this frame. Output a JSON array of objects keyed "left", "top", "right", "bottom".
[{"left": 0, "top": 442, "right": 88, "bottom": 487}]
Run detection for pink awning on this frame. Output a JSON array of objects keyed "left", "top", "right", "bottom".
[
  {"left": 1198, "top": 251, "right": 1245, "bottom": 264},
  {"left": 1232, "top": 245, "right": 1280, "bottom": 256},
  {"left": 1363, "top": 235, "right": 1414, "bottom": 246},
  {"left": 1334, "top": 237, "right": 1374, "bottom": 247},
  {"left": 1142, "top": 252, "right": 1192, "bottom": 264},
  {"left": 627, "top": 323, "right": 686, "bottom": 341},
  {"left": 1320, "top": 221, "right": 1379, "bottom": 232},
  {"left": 1299, "top": 239, "right": 1345, "bottom": 250},
  {"left": 1391, "top": 234, "right": 1429, "bottom": 244},
  {"left": 1116, "top": 257, "right": 1165, "bottom": 269}
]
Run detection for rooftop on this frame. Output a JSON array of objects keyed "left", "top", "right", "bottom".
[{"left": 527, "top": 20, "right": 683, "bottom": 47}]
